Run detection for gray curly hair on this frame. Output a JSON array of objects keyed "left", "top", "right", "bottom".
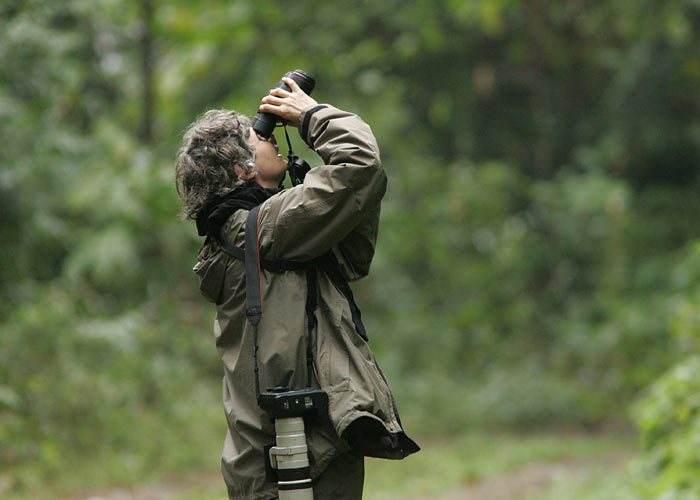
[{"left": 175, "top": 109, "right": 256, "bottom": 220}]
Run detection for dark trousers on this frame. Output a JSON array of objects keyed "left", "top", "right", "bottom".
[{"left": 271, "top": 452, "right": 365, "bottom": 500}]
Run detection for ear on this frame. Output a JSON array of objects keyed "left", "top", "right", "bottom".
[{"left": 234, "top": 164, "right": 256, "bottom": 181}]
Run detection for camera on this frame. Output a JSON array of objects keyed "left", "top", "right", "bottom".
[
  {"left": 252, "top": 69, "right": 316, "bottom": 139},
  {"left": 258, "top": 386, "right": 328, "bottom": 419},
  {"left": 259, "top": 386, "right": 327, "bottom": 497}
]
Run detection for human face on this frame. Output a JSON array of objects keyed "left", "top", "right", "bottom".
[{"left": 247, "top": 128, "right": 287, "bottom": 188}]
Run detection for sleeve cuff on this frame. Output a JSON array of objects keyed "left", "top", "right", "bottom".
[{"left": 299, "top": 104, "right": 328, "bottom": 147}]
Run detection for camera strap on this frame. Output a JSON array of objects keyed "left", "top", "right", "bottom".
[
  {"left": 244, "top": 204, "right": 316, "bottom": 400},
  {"left": 244, "top": 205, "right": 264, "bottom": 400},
  {"left": 204, "top": 195, "right": 367, "bottom": 343}
]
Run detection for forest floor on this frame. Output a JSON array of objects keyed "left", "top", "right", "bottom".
[
  {"left": 403, "top": 453, "right": 631, "bottom": 500},
  {"left": 70, "top": 439, "right": 633, "bottom": 500}
]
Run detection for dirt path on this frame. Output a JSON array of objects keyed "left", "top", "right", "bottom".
[
  {"left": 73, "top": 455, "right": 629, "bottom": 500},
  {"left": 79, "top": 485, "right": 185, "bottom": 500},
  {"left": 67, "top": 471, "right": 222, "bottom": 500}
]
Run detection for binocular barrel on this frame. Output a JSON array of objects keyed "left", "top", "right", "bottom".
[{"left": 252, "top": 69, "right": 316, "bottom": 139}]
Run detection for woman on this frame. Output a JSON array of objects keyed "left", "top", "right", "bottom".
[{"left": 176, "top": 77, "right": 418, "bottom": 500}]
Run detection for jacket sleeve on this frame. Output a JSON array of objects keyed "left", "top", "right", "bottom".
[
  {"left": 332, "top": 202, "right": 381, "bottom": 281},
  {"left": 257, "top": 105, "right": 387, "bottom": 265}
]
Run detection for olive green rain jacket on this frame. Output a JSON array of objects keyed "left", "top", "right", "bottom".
[{"left": 193, "top": 105, "right": 419, "bottom": 500}]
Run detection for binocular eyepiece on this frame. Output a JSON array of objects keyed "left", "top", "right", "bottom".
[{"left": 252, "top": 69, "right": 316, "bottom": 139}]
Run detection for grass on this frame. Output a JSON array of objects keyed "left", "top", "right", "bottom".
[
  {"left": 2, "top": 381, "right": 636, "bottom": 500},
  {"left": 520, "top": 466, "right": 634, "bottom": 500},
  {"left": 172, "top": 429, "right": 636, "bottom": 500},
  {"left": 2, "top": 387, "right": 226, "bottom": 500},
  {"left": 362, "top": 430, "right": 634, "bottom": 500},
  {"left": 517, "top": 449, "right": 636, "bottom": 500}
]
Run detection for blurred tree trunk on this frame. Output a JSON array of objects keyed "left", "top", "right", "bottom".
[
  {"left": 525, "top": 0, "right": 554, "bottom": 179},
  {"left": 139, "top": 0, "right": 154, "bottom": 143}
]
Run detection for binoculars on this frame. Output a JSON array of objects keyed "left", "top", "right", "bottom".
[{"left": 252, "top": 69, "right": 316, "bottom": 139}]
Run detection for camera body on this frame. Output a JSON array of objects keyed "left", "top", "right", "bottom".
[
  {"left": 252, "top": 69, "right": 316, "bottom": 139},
  {"left": 258, "top": 386, "right": 328, "bottom": 419}
]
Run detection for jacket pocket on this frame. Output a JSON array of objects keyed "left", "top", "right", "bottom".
[{"left": 194, "top": 248, "right": 227, "bottom": 304}]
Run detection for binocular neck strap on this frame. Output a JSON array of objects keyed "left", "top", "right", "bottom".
[
  {"left": 282, "top": 124, "right": 311, "bottom": 187},
  {"left": 283, "top": 124, "right": 295, "bottom": 164}
]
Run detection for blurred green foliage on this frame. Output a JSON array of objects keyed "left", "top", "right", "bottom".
[
  {"left": 633, "top": 244, "right": 700, "bottom": 498},
  {"left": 1, "top": 0, "right": 699, "bottom": 496}
]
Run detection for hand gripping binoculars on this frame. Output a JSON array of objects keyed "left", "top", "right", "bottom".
[
  {"left": 251, "top": 69, "right": 316, "bottom": 187},
  {"left": 252, "top": 69, "right": 316, "bottom": 139}
]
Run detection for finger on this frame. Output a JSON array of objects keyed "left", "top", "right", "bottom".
[
  {"left": 261, "top": 95, "right": 285, "bottom": 106},
  {"left": 282, "top": 77, "right": 302, "bottom": 93},
  {"left": 259, "top": 101, "right": 295, "bottom": 114},
  {"left": 268, "top": 87, "right": 291, "bottom": 98},
  {"left": 258, "top": 103, "right": 286, "bottom": 115}
]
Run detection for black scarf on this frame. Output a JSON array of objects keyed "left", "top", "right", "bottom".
[{"left": 196, "top": 181, "right": 282, "bottom": 238}]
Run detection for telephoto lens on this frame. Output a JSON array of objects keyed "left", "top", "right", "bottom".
[
  {"left": 252, "top": 70, "right": 316, "bottom": 139},
  {"left": 268, "top": 417, "right": 314, "bottom": 500}
]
